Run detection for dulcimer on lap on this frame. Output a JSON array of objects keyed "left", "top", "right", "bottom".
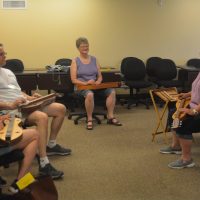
[
  {"left": 172, "top": 97, "right": 191, "bottom": 128},
  {"left": 19, "top": 93, "right": 56, "bottom": 114},
  {"left": 76, "top": 82, "right": 121, "bottom": 91},
  {"left": 0, "top": 115, "right": 23, "bottom": 146}
]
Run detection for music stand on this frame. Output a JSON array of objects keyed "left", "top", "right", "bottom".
[{"left": 149, "top": 87, "right": 178, "bottom": 143}]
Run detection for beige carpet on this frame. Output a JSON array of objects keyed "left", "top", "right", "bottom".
[{"left": 1, "top": 104, "right": 200, "bottom": 200}]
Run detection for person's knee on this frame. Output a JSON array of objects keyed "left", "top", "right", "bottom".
[
  {"left": 110, "top": 90, "right": 116, "bottom": 98},
  {"left": 86, "top": 92, "right": 94, "bottom": 102},
  {"left": 16, "top": 129, "right": 39, "bottom": 149},
  {"left": 176, "top": 132, "right": 193, "bottom": 140},
  {"left": 34, "top": 112, "right": 48, "bottom": 124},
  {"left": 24, "top": 129, "right": 39, "bottom": 141},
  {"left": 58, "top": 103, "right": 66, "bottom": 115},
  {"left": 51, "top": 103, "right": 66, "bottom": 116},
  {"left": 106, "top": 90, "right": 116, "bottom": 102},
  {"left": 32, "top": 129, "right": 40, "bottom": 141}
]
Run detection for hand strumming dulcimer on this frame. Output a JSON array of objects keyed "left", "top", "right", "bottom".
[
  {"left": 0, "top": 115, "right": 23, "bottom": 146},
  {"left": 171, "top": 97, "right": 191, "bottom": 129},
  {"left": 19, "top": 93, "right": 56, "bottom": 115},
  {"left": 76, "top": 82, "right": 121, "bottom": 91}
]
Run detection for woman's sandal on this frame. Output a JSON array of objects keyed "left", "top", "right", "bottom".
[
  {"left": 107, "top": 118, "right": 122, "bottom": 126},
  {"left": 86, "top": 120, "right": 93, "bottom": 130}
]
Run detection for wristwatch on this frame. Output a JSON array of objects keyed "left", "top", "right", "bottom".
[{"left": 192, "top": 108, "right": 199, "bottom": 116}]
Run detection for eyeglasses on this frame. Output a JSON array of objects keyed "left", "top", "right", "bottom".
[
  {"left": 0, "top": 52, "right": 7, "bottom": 56},
  {"left": 79, "top": 45, "right": 89, "bottom": 49}
]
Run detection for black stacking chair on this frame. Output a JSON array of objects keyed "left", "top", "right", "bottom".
[
  {"left": 68, "top": 97, "right": 107, "bottom": 124},
  {"left": 55, "top": 58, "right": 72, "bottom": 67},
  {"left": 120, "top": 57, "right": 152, "bottom": 109},
  {"left": 68, "top": 92, "right": 107, "bottom": 125},
  {"left": 154, "top": 58, "right": 183, "bottom": 89},
  {"left": 3, "top": 59, "right": 24, "bottom": 73},
  {"left": 146, "top": 57, "right": 162, "bottom": 83},
  {"left": 54, "top": 58, "right": 106, "bottom": 125},
  {"left": 146, "top": 57, "right": 184, "bottom": 109},
  {"left": 0, "top": 150, "right": 24, "bottom": 194},
  {"left": 57, "top": 58, "right": 107, "bottom": 125},
  {"left": 0, "top": 150, "right": 24, "bottom": 168},
  {"left": 53, "top": 58, "right": 75, "bottom": 111},
  {"left": 146, "top": 57, "right": 183, "bottom": 89},
  {"left": 187, "top": 58, "right": 200, "bottom": 68}
]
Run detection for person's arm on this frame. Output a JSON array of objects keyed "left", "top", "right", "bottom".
[
  {"left": 70, "top": 59, "right": 87, "bottom": 85},
  {"left": 193, "top": 103, "right": 200, "bottom": 115},
  {"left": 22, "top": 92, "right": 41, "bottom": 101},
  {"left": 0, "top": 114, "right": 9, "bottom": 121},
  {"left": 22, "top": 92, "right": 33, "bottom": 101},
  {"left": 178, "top": 91, "right": 191, "bottom": 99},
  {"left": 179, "top": 102, "right": 200, "bottom": 116},
  {"left": 0, "top": 99, "right": 26, "bottom": 110},
  {"left": 95, "top": 59, "right": 102, "bottom": 85}
]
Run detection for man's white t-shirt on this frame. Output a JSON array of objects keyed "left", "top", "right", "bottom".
[{"left": 0, "top": 68, "right": 24, "bottom": 102}]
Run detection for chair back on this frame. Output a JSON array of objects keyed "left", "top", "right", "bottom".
[
  {"left": 187, "top": 58, "right": 200, "bottom": 68},
  {"left": 3, "top": 59, "right": 24, "bottom": 73},
  {"left": 146, "top": 57, "right": 162, "bottom": 78},
  {"left": 121, "top": 57, "right": 146, "bottom": 81},
  {"left": 120, "top": 57, "right": 132, "bottom": 75},
  {"left": 155, "top": 59, "right": 177, "bottom": 80},
  {"left": 55, "top": 58, "right": 72, "bottom": 66}
]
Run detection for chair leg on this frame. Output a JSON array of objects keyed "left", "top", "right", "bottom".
[
  {"left": 92, "top": 115, "right": 101, "bottom": 124},
  {"left": 93, "top": 112, "right": 107, "bottom": 119},
  {"left": 127, "top": 99, "right": 136, "bottom": 109},
  {"left": 138, "top": 98, "right": 150, "bottom": 109},
  {"left": 36, "top": 154, "right": 40, "bottom": 165},
  {"left": 127, "top": 87, "right": 134, "bottom": 109},
  {"left": 127, "top": 88, "right": 151, "bottom": 109},
  {"left": 0, "top": 176, "right": 7, "bottom": 191},
  {"left": 74, "top": 113, "right": 87, "bottom": 124}
]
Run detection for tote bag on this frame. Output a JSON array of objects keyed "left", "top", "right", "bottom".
[{"left": 13, "top": 175, "right": 58, "bottom": 200}]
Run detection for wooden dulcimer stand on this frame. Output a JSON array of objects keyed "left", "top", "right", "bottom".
[
  {"left": 149, "top": 87, "right": 178, "bottom": 143},
  {"left": 76, "top": 82, "right": 121, "bottom": 91}
]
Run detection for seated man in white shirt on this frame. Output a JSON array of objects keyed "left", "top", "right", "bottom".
[{"left": 0, "top": 43, "right": 71, "bottom": 180}]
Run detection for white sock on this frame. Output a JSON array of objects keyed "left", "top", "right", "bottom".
[
  {"left": 48, "top": 140, "right": 56, "bottom": 148},
  {"left": 40, "top": 156, "right": 49, "bottom": 168}
]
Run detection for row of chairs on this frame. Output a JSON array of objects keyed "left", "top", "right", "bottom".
[
  {"left": 3, "top": 57, "right": 200, "bottom": 73},
  {"left": 120, "top": 57, "right": 185, "bottom": 109},
  {"left": 2, "top": 57, "right": 200, "bottom": 113},
  {"left": 3, "top": 58, "right": 72, "bottom": 73}
]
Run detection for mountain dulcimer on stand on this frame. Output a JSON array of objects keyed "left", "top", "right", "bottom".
[
  {"left": 153, "top": 88, "right": 178, "bottom": 102},
  {"left": 19, "top": 93, "right": 56, "bottom": 114},
  {"left": 149, "top": 87, "right": 179, "bottom": 142},
  {"left": 76, "top": 82, "right": 121, "bottom": 91},
  {"left": 0, "top": 115, "right": 23, "bottom": 145},
  {"left": 172, "top": 97, "right": 191, "bottom": 128}
]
